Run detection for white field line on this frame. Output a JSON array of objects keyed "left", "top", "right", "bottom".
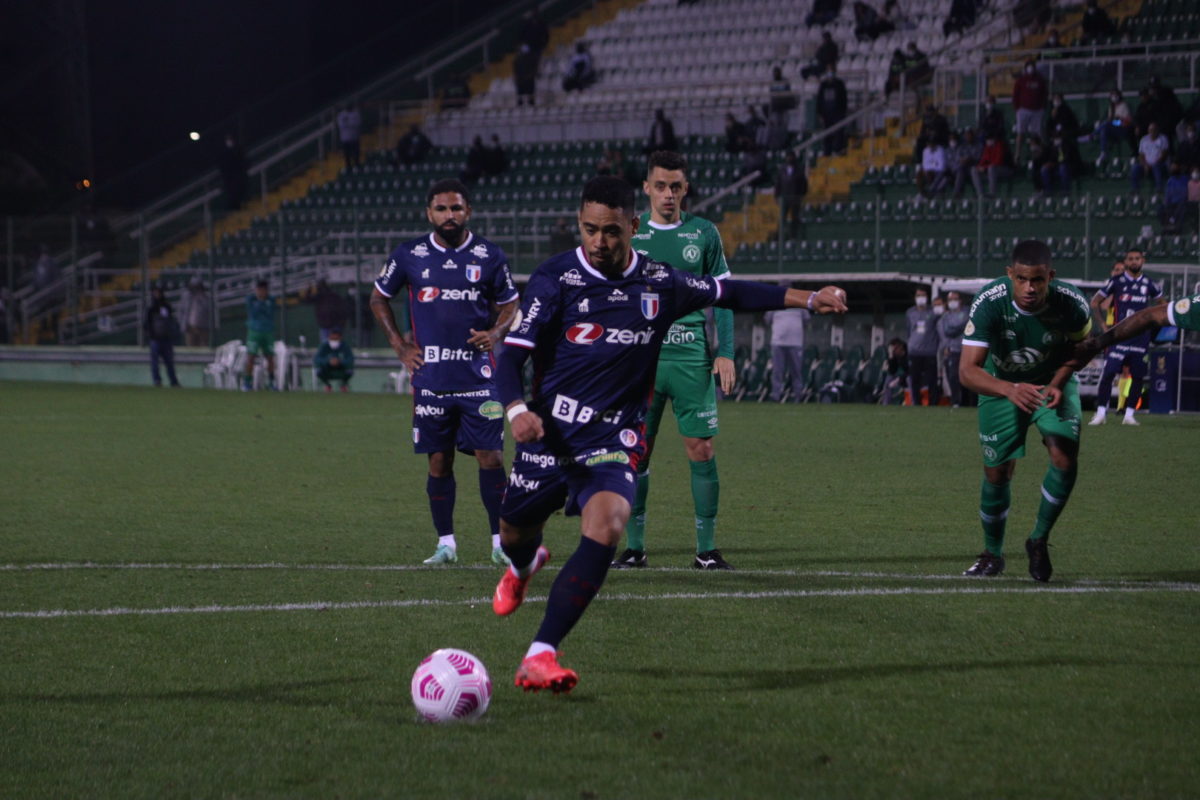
[{"left": 2, "top": 583, "right": 1198, "bottom": 620}]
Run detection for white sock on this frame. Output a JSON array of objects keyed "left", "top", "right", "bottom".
[
  {"left": 1124, "top": 407, "right": 1136, "bottom": 418},
  {"left": 491, "top": 534, "right": 501, "bottom": 549},
  {"left": 437, "top": 535, "right": 456, "bottom": 550},
  {"left": 525, "top": 641, "right": 555, "bottom": 660},
  {"left": 1095, "top": 406, "right": 1107, "bottom": 418}
]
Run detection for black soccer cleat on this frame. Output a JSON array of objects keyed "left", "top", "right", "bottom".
[
  {"left": 693, "top": 549, "right": 734, "bottom": 570},
  {"left": 963, "top": 551, "right": 1006, "bottom": 577},
  {"left": 1025, "top": 537, "right": 1053, "bottom": 582},
  {"left": 611, "top": 548, "right": 648, "bottom": 569}
]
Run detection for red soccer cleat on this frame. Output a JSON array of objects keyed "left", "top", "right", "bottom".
[
  {"left": 492, "top": 546, "right": 549, "bottom": 616},
  {"left": 514, "top": 651, "right": 578, "bottom": 694}
]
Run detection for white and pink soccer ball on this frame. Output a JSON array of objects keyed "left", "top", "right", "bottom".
[{"left": 411, "top": 648, "right": 492, "bottom": 723}]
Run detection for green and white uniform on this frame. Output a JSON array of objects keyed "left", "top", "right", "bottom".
[
  {"left": 633, "top": 211, "right": 734, "bottom": 438},
  {"left": 963, "top": 277, "right": 1092, "bottom": 467},
  {"left": 1167, "top": 294, "right": 1200, "bottom": 331}
]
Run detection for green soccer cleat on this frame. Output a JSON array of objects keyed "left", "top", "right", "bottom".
[
  {"left": 422, "top": 545, "right": 458, "bottom": 565},
  {"left": 492, "top": 547, "right": 511, "bottom": 566}
]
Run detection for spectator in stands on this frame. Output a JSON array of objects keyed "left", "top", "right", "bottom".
[
  {"left": 1027, "top": 134, "right": 1047, "bottom": 192},
  {"left": 1047, "top": 93, "right": 1080, "bottom": 142},
  {"left": 514, "top": 44, "right": 539, "bottom": 106},
  {"left": 1131, "top": 122, "right": 1170, "bottom": 197},
  {"left": 145, "top": 286, "right": 181, "bottom": 388},
  {"left": 978, "top": 94, "right": 1006, "bottom": 144},
  {"left": 916, "top": 139, "right": 949, "bottom": 199},
  {"left": 1175, "top": 123, "right": 1200, "bottom": 172},
  {"left": 396, "top": 123, "right": 432, "bottom": 166},
  {"left": 1040, "top": 28, "right": 1065, "bottom": 59},
  {"left": 519, "top": 8, "right": 549, "bottom": 63},
  {"left": 645, "top": 109, "right": 679, "bottom": 154},
  {"left": 1133, "top": 88, "right": 1157, "bottom": 141},
  {"left": 1012, "top": 60, "right": 1048, "bottom": 164},
  {"left": 461, "top": 135, "right": 488, "bottom": 183},
  {"left": 441, "top": 73, "right": 472, "bottom": 110},
  {"left": 1089, "top": 90, "right": 1134, "bottom": 164},
  {"left": 769, "top": 67, "right": 798, "bottom": 133},
  {"left": 181, "top": 278, "right": 212, "bottom": 347},
  {"left": 801, "top": 31, "right": 838, "bottom": 79},
  {"left": 724, "top": 113, "right": 748, "bottom": 153},
  {"left": 218, "top": 133, "right": 247, "bottom": 211},
  {"left": 880, "top": 338, "right": 908, "bottom": 405},
  {"left": 938, "top": 291, "right": 970, "bottom": 407},
  {"left": 302, "top": 279, "right": 349, "bottom": 344},
  {"left": 913, "top": 104, "right": 950, "bottom": 164},
  {"left": 1149, "top": 75, "right": 1183, "bottom": 143},
  {"left": 1160, "top": 161, "right": 1190, "bottom": 234},
  {"left": 950, "top": 128, "right": 983, "bottom": 198},
  {"left": 884, "top": 48, "right": 906, "bottom": 96},
  {"left": 1080, "top": 0, "right": 1117, "bottom": 44},
  {"left": 853, "top": 2, "right": 894, "bottom": 41},
  {"left": 882, "top": 0, "right": 916, "bottom": 31},
  {"left": 744, "top": 105, "right": 767, "bottom": 148},
  {"left": 766, "top": 301, "right": 811, "bottom": 402},
  {"left": 243, "top": 279, "right": 277, "bottom": 391},
  {"left": 562, "top": 42, "right": 596, "bottom": 92},
  {"left": 805, "top": 0, "right": 842, "bottom": 29},
  {"left": 1036, "top": 132, "right": 1075, "bottom": 197},
  {"left": 313, "top": 327, "right": 354, "bottom": 392},
  {"left": 975, "top": 132, "right": 1012, "bottom": 198},
  {"left": 336, "top": 105, "right": 362, "bottom": 170},
  {"left": 906, "top": 288, "right": 940, "bottom": 406},
  {"left": 765, "top": 101, "right": 790, "bottom": 150},
  {"left": 484, "top": 134, "right": 508, "bottom": 177},
  {"left": 816, "top": 65, "right": 849, "bottom": 156},
  {"left": 943, "top": 0, "right": 976, "bottom": 36},
  {"left": 902, "top": 41, "right": 932, "bottom": 88},
  {"left": 776, "top": 151, "right": 807, "bottom": 239}
]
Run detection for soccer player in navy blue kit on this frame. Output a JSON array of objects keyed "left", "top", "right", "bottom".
[
  {"left": 1087, "top": 247, "right": 1164, "bottom": 426},
  {"left": 370, "top": 179, "right": 520, "bottom": 566},
  {"left": 491, "top": 176, "right": 848, "bottom": 692}
]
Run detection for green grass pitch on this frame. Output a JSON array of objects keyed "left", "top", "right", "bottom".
[{"left": 2, "top": 381, "right": 1198, "bottom": 799}]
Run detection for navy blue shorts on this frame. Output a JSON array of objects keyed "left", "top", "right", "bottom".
[
  {"left": 501, "top": 443, "right": 639, "bottom": 527},
  {"left": 411, "top": 388, "right": 504, "bottom": 455},
  {"left": 1103, "top": 345, "right": 1148, "bottom": 379}
]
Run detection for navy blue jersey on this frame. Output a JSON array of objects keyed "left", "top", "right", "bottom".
[
  {"left": 1097, "top": 272, "right": 1163, "bottom": 349},
  {"left": 503, "top": 247, "right": 722, "bottom": 453},
  {"left": 376, "top": 232, "right": 518, "bottom": 391}
]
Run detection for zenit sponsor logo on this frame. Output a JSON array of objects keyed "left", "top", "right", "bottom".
[
  {"left": 565, "top": 323, "right": 655, "bottom": 345},
  {"left": 416, "top": 287, "right": 482, "bottom": 302}
]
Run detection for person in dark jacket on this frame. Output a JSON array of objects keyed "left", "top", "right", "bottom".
[
  {"left": 817, "top": 65, "right": 849, "bottom": 155},
  {"left": 145, "top": 286, "right": 181, "bottom": 387}
]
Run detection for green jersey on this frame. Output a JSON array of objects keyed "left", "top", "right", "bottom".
[
  {"left": 632, "top": 211, "right": 733, "bottom": 364},
  {"left": 962, "top": 277, "right": 1092, "bottom": 384},
  {"left": 1167, "top": 293, "right": 1200, "bottom": 331}
]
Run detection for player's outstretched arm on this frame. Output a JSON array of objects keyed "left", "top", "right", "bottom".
[
  {"left": 1075, "top": 304, "right": 1169, "bottom": 363},
  {"left": 715, "top": 281, "right": 848, "bottom": 314},
  {"left": 960, "top": 344, "right": 1047, "bottom": 413},
  {"left": 370, "top": 287, "right": 424, "bottom": 371}
]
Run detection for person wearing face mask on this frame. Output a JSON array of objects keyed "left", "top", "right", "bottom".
[
  {"left": 1047, "top": 93, "right": 1080, "bottom": 141},
  {"left": 313, "top": 327, "right": 355, "bottom": 392},
  {"left": 1092, "top": 89, "right": 1134, "bottom": 164},
  {"left": 1040, "top": 28, "right": 1065, "bottom": 59},
  {"left": 951, "top": 128, "right": 983, "bottom": 198},
  {"left": 979, "top": 94, "right": 1007, "bottom": 144},
  {"left": 1012, "top": 60, "right": 1048, "bottom": 164},
  {"left": 1080, "top": 0, "right": 1116, "bottom": 44},
  {"left": 906, "top": 287, "right": 940, "bottom": 406},
  {"left": 937, "top": 291, "right": 971, "bottom": 407},
  {"left": 1132, "top": 122, "right": 1170, "bottom": 197}
]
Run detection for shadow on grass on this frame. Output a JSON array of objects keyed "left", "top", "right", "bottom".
[
  {"left": 6, "top": 677, "right": 372, "bottom": 707},
  {"left": 617, "top": 657, "right": 1178, "bottom": 693}
]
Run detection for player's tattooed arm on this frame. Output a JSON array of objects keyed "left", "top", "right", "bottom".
[
  {"left": 370, "top": 287, "right": 424, "bottom": 371},
  {"left": 468, "top": 298, "right": 519, "bottom": 352}
]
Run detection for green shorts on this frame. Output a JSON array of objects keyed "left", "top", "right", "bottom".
[
  {"left": 645, "top": 359, "right": 719, "bottom": 439},
  {"left": 246, "top": 330, "right": 274, "bottom": 357},
  {"left": 976, "top": 380, "right": 1081, "bottom": 467}
]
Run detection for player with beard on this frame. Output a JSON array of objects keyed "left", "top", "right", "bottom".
[
  {"left": 371, "top": 179, "right": 520, "bottom": 566},
  {"left": 1087, "top": 247, "right": 1164, "bottom": 426},
  {"left": 490, "top": 176, "right": 848, "bottom": 692},
  {"left": 959, "top": 240, "right": 1092, "bottom": 583}
]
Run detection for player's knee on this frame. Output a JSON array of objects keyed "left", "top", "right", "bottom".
[
  {"left": 684, "top": 437, "right": 713, "bottom": 461},
  {"left": 475, "top": 450, "right": 503, "bottom": 470},
  {"left": 427, "top": 451, "right": 454, "bottom": 476}
]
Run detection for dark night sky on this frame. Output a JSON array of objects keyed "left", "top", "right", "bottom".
[{"left": 3, "top": 0, "right": 507, "bottom": 209}]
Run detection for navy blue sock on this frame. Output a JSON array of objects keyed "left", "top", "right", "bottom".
[
  {"left": 478, "top": 467, "right": 506, "bottom": 537},
  {"left": 502, "top": 532, "right": 544, "bottom": 573},
  {"left": 1095, "top": 368, "right": 1117, "bottom": 410},
  {"left": 534, "top": 537, "right": 616, "bottom": 649},
  {"left": 426, "top": 474, "right": 456, "bottom": 538}
]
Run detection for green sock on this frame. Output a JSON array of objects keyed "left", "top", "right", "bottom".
[
  {"left": 690, "top": 457, "right": 719, "bottom": 553},
  {"left": 1030, "top": 464, "right": 1077, "bottom": 541},
  {"left": 980, "top": 478, "right": 1011, "bottom": 556},
  {"left": 625, "top": 469, "right": 649, "bottom": 551}
]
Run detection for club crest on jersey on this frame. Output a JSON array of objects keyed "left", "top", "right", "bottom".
[
  {"left": 1176, "top": 298, "right": 1191, "bottom": 315},
  {"left": 566, "top": 322, "right": 604, "bottom": 344},
  {"left": 682, "top": 244, "right": 701, "bottom": 263},
  {"left": 471, "top": 243, "right": 489, "bottom": 259},
  {"left": 641, "top": 292, "right": 660, "bottom": 320},
  {"left": 466, "top": 264, "right": 482, "bottom": 283},
  {"left": 411, "top": 243, "right": 430, "bottom": 258},
  {"left": 619, "top": 429, "right": 638, "bottom": 448}
]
